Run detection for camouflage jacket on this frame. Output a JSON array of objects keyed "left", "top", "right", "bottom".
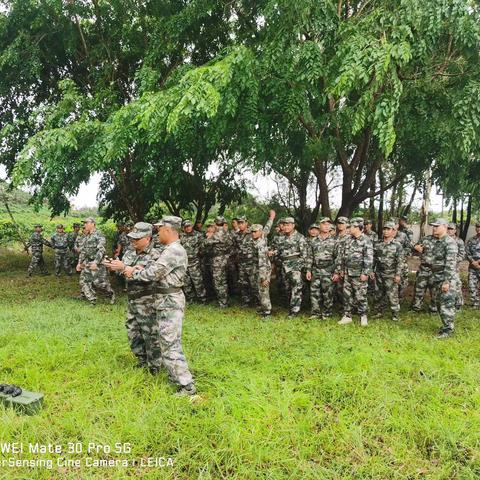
[
  {"left": 365, "top": 230, "right": 378, "bottom": 244},
  {"left": 453, "top": 236, "right": 465, "bottom": 268},
  {"left": 466, "top": 235, "right": 480, "bottom": 266},
  {"left": 395, "top": 230, "right": 413, "bottom": 255},
  {"left": 251, "top": 236, "right": 272, "bottom": 282},
  {"left": 180, "top": 232, "right": 204, "bottom": 266},
  {"left": 26, "top": 232, "right": 51, "bottom": 253},
  {"left": 234, "top": 218, "right": 273, "bottom": 263},
  {"left": 67, "top": 232, "right": 78, "bottom": 250},
  {"left": 416, "top": 235, "right": 436, "bottom": 270},
  {"left": 78, "top": 229, "right": 107, "bottom": 265},
  {"left": 203, "top": 229, "right": 233, "bottom": 257},
  {"left": 336, "top": 233, "right": 373, "bottom": 277},
  {"left": 51, "top": 232, "right": 69, "bottom": 251},
  {"left": 133, "top": 240, "right": 187, "bottom": 310},
  {"left": 307, "top": 234, "right": 336, "bottom": 275},
  {"left": 275, "top": 230, "right": 308, "bottom": 272},
  {"left": 430, "top": 235, "right": 457, "bottom": 284},
  {"left": 373, "top": 239, "right": 404, "bottom": 277},
  {"left": 333, "top": 233, "right": 349, "bottom": 263},
  {"left": 74, "top": 234, "right": 85, "bottom": 254},
  {"left": 399, "top": 226, "right": 414, "bottom": 248}
]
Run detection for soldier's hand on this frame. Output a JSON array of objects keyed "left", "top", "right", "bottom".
[
  {"left": 123, "top": 266, "right": 135, "bottom": 278},
  {"left": 414, "top": 244, "right": 423, "bottom": 253},
  {"left": 441, "top": 282, "right": 450, "bottom": 293},
  {"left": 106, "top": 259, "right": 125, "bottom": 271},
  {"left": 332, "top": 273, "right": 340, "bottom": 283},
  {"left": 369, "top": 272, "right": 375, "bottom": 280},
  {"left": 76, "top": 263, "right": 82, "bottom": 272},
  {"left": 305, "top": 271, "right": 312, "bottom": 281},
  {"left": 360, "top": 274, "right": 368, "bottom": 282},
  {"left": 261, "top": 279, "right": 270, "bottom": 287},
  {"left": 394, "top": 275, "right": 401, "bottom": 284},
  {"left": 89, "top": 262, "right": 98, "bottom": 271},
  {"left": 269, "top": 209, "right": 276, "bottom": 220}
]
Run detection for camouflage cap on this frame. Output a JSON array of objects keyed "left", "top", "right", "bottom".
[
  {"left": 383, "top": 220, "right": 396, "bottom": 229},
  {"left": 429, "top": 218, "right": 449, "bottom": 227},
  {"left": 447, "top": 222, "right": 457, "bottom": 229},
  {"left": 215, "top": 215, "right": 226, "bottom": 225},
  {"left": 154, "top": 216, "right": 183, "bottom": 230},
  {"left": 283, "top": 217, "right": 295, "bottom": 224},
  {"left": 364, "top": 219, "right": 373, "bottom": 225},
  {"left": 400, "top": 215, "right": 408, "bottom": 221},
  {"left": 250, "top": 224, "right": 263, "bottom": 232},
  {"left": 34, "top": 224, "right": 43, "bottom": 228},
  {"left": 73, "top": 223, "right": 81, "bottom": 228},
  {"left": 128, "top": 222, "right": 153, "bottom": 239},
  {"left": 350, "top": 217, "right": 364, "bottom": 227},
  {"left": 336, "top": 216, "right": 349, "bottom": 224},
  {"left": 319, "top": 217, "right": 332, "bottom": 224},
  {"left": 308, "top": 223, "right": 320, "bottom": 230},
  {"left": 56, "top": 224, "right": 64, "bottom": 229},
  {"left": 237, "top": 215, "right": 247, "bottom": 223},
  {"left": 276, "top": 218, "right": 285, "bottom": 225},
  {"left": 182, "top": 220, "right": 193, "bottom": 228},
  {"left": 82, "top": 217, "right": 96, "bottom": 224}
]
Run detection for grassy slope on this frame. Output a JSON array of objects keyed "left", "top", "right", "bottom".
[{"left": 0, "top": 250, "right": 479, "bottom": 479}]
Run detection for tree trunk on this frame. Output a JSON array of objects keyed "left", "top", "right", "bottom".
[
  {"left": 452, "top": 198, "right": 457, "bottom": 224},
  {"left": 419, "top": 169, "right": 432, "bottom": 239},
  {"left": 462, "top": 194, "right": 472, "bottom": 240},
  {"left": 378, "top": 169, "right": 385, "bottom": 232},
  {"left": 369, "top": 179, "right": 376, "bottom": 229},
  {"left": 460, "top": 196, "right": 465, "bottom": 235}
]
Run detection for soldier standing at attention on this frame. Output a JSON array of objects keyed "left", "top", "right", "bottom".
[
  {"left": 204, "top": 216, "right": 233, "bottom": 308},
  {"left": 364, "top": 219, "right": 378, "bottom": 243},
  {"left": 26, "top": 224, "right": 51, "bottom": 276},
  {"left": 270, "top": 219, "right": 287, "bottom": 302},
  {"left": 411, "top": 232, "right": 437, "bottom": 313},
  {"left": 394, "top": 218, "right": 413, "bottom": 293},
  {"left": 372, "top": 221, "right": 404, "bottom": 321},
  {"left": 76, "top": 217, "right": 115, "bottom": 306},
  {"left": 335, "top": 217, "right": 373, "bottom": 327},
  {"left": 307, "top": 218, "right": 336, "bottom": 320},
  {"left": 447, "top": 222, "right": 465, "bottom": 310},
  {"left": 465, "top": 221, "right": 480, "bottom": 309},
  {"left": 50, "top": 224, "right": 72, "bottom": 276},
  {"left": 124, "top": 216, "right": 196, "bottom": 396},
  {"left": 68, "top": 223, "right": 82, "bottom": 269},
  {"left": 399, "top": 216, "right": 414, "bottom": 247},
  {"left": 105, "top": 223, "right": 159, "bottom": 371},
  {"left": 251, "top": 224, "right": 273, "bottom": 318},
  {"left": 333, "top": 217, "right": 350, "bottom": 309},
  {"left": 180, "top": 220, "right": 207, "bottom": 304},
  {"left": 428, "top": 218, "right": 458, "bottom": 339},
  {"left": 271, "top": 217, "right": 310, "bottom": 317}
]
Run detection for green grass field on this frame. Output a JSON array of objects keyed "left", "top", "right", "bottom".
[{"left": 0, "top": 248, "right": 479, "bottom": 479}]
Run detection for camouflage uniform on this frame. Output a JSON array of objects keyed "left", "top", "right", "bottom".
[
  {"left": 336, "top": 232, "right": 373, "bottom": 317},
  {"left": 466, "top": 234, "right": 480, "bottom": 308},
  {"left": 251, "top": 226, "right": 272, "bottom": 315},
  {"left": 117, "top": 232, "right": 129, "bottom": 259},
  {"left": 365, "top": 229, "right": 378, "bottom": 294},
  {"left": 395, "top": 229, "right": 412, "bottom": 292},
  {"left": 307, "top": 233, "right": 336, "bottom": 318},
  {"left": 333, "top": 230, "right": 350, "bottom": 309},
  {"left": 180, "top": 230, "right": 206, "bottom": 303},
  {"left": 78, "top": 228, "right": 115, "bottom": 303},
  {"left": 429, "top": 232, "right": 457, "bottom": 334},
  {"left": 67, "top": 228, "right": 81, "bottom": 268},
  {"left": 275, "top": 224, "right": 308, "bottom": 315},
  {"left": 412, "top": 235, "right": 437, "bottom": 312},
  {"left": 51, "top": 230, "right": 72, "bottom": 276},
  {"left": 452, "top": 235, "right": 465, "bottom": 309},
  {"left": 26, "top": 230, "right": 51, "bottom": 275},
  {"left": 270, "top": 229, "right": 286, "bottom": 301},
  {"left": 373, "top": 237, "right": 404, "bottom": 317},
  {"left": 132, "top": 224, "right": 194, "bottom": 389},
  {"left": 203, "top": 223, "right": 233, "bottom": 308}
]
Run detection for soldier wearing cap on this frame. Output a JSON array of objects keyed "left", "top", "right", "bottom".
[
  {"left": 364, "top": 220, "right": 378, "bottom": 244},
  {"left": 372, "top": 221, "right": 404, "bottom": 321},
  {"left": 203, "top": 215, "right": 234, "bottom": 308},
  {"left": 115, "top": 221, "right": 134, "bottom": 259},
  {"left": 270, "top": 217, "right": 309, "bottom": 317},
  {"left": 124, "top": 216, "right": 196, "bottom": 396},
  {"left": 306, "top": 217, "right": 336, "bottom": 319},
  {"left": 447, "top": 222, "right": 465, "bottom": 309},
  {"left": 335, "top": 217, "right": 373, "bottom": 326},
  {"left": 333, "top": 217, "right": 350, "bottom": 308},
  {"left": 393, "top": 218, "right": 413, "bottom": 293},
  {"left": 26, "top": 224, "right": 52, "bottom": 276},
  {"left": 68, "top": 223, "right": 82, "bottom": 269},
  {"left": 180, "top": 220, "right": 206, "bottom": 304},
  {"left": 270, "top": 218, "right": 287, "bottom": 302},
  {"left": 411, "top": 226, "right": 437, "bottom": 313},
  {"left": 428, "top": 218, "right": 458, "bottom": 338},
  {"left": 399, "top": 215, "right": 414, "bottom": 247},
  {"left": 307, "top": 224, "right": 320, "bottom": 243},
  {"left": 50, "top": 224, "right": 72, "bottom": 276},
  {"left": 76, "top": 217, "right": 115, "bottom": 306},
  {"left": 104, "top": 222, "right": 159, "bottom": 369},
  {"left": 112, "top": 223, "right": 124, "bottom": 257},
  {"left": 465, "top": 221, "right": 480, "bottom": 309}
]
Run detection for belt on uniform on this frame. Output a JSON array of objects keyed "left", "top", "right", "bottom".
[
  {"left": 430, "top": 265, "right": 444, "bottom": 273},
  {"left": 315, "top": 261, "right": 334, "bottom": 267},
  {"left": 128, "top": 286, "right": 182, "bottom": 300},
  {"left": 157, "top": 287, "right": 183, "bottom": 294},
  {"left": 282, "top": 254, "right": 300, "bottom": 260}
]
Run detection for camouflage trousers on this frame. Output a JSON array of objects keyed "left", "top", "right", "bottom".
[
  {"left": 126, "top": 294, "right": 156, "bottom": 365},
  {"left": 468, "top": 268, "right": 480, "bottom": 307},
  {"left": 400, "top": 260, "right": 410, "bottom": 293},
  {"left": 310, "top": 270, "right": 334, "bottom": 316},
  {"left": 343, "top": 275, "right": 368, "bottom": 316},
  {"left": 455, "top": 270, "right": 463, "bottom": 309},
  {"left": 184, "top": 261, "right": 206, "bottom": 303},
  {"left": 211, "top": 255, "right": 229, "bottom": 307},
  {"left": 27, "top": 251, "right": 48, "bottom": 275},
  {"left": 238, "top": 262, "right": 256, "bottom": 305},
  {"left": 412, "top": 267, "right": 437, "bottom": 312},
  {"left": 282, "top": 266, "right": 303, "bottom": 314},
  {"left": 54, "top": 249, "right": 72, "bottom": 276},
  {"left": 433, "top": 277, "right": 456, "bottom": 332},
  {"left": 375, "top": 274, "right": 400, "bottom": 314},
  {"left": 80, "top": 264, "right": 114, "bottom": 302},
  {"left": 227, "top": 256, "right": 239, "bottom": 295},
  {"left": 70, "top": 251, "right": 80, "bottom": 270}
]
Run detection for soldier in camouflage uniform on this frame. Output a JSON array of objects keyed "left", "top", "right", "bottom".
[
  {"left": 466, "top": 221, "right": 480, "bottom": 308},
  {"left": 203, "top": 216, "right": 233, "bottom": 308},
  {"left": 335, "top": 218, "right": 373, "bottom": 326},
  {"left": 411, "top": 233, "right": 437, "bottom": 313},
  {"left": 105, "top": 222, "right": 158, "bottom": 369},
  {"left": 251, "top": 224, "right": 273, "bottom": 317},
  {"left": 428, "top": 218, "right": 458, "bottom": 338},
  {"left": 399, "top": 216, "right": 414, "bottom": 246},
  {"left": 270, "top": 217, "right": 309, "bottom": 317},
  {"left": 333, "top": 217, "right": 350, "bottom": 310},
  {"left": 372, "top": 221, "right": 404, "bottom": 321},
  {"left": 447, "top": 222, "right": 465, "bottom": 309},
  {"left": 307, "top": 218, "right": 336, "bottom": 320},
  {"left": 180, "top": 220, "right": 206, "bottom": 304},
  {"left": 227, "top": 217, "right": 240, "bottom": 296},
  {"left": 50, "top": 224, "right": 72, "bottom": 276},
  {"left": 270, "top": 219, "right": 287, "bottom": 302},
  {"left": 125, "top": 216, "right": 196, "bottom": 396},
  {"left": 26, "top": 224, "right": 51, "bottom": 276},
  {"left": 68, "top": 223, "right": 82, "bottom": 269},
  {"left": 394, "top": 219, "right": 413, "bottom": 293},
  {"left": 364, "top": 220, "right": 378, "bottom": 295},
  {"left": 112, "top": 223, "right": 124, "bottom": 257},
  {"left": 76, "top": 217, "right": 115, "bottom": 306}
]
